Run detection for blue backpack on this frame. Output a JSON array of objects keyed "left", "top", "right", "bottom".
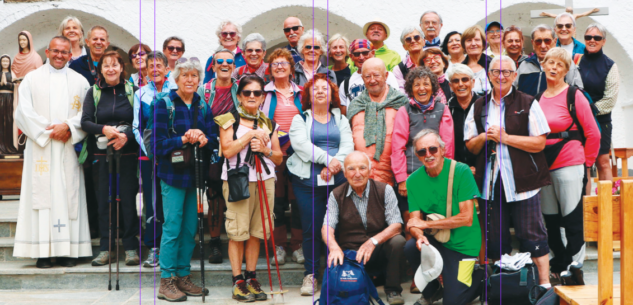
[{"left": 315, "top": 250, "right": 385, "bottom": 305}]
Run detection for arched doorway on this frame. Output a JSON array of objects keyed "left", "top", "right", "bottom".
[{"left": 0, "top": 8, "right": 143, "bottom": 76}]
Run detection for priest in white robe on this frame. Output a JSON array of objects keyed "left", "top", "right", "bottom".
[{"left": 13, "top": 36, "right": 92, "bottom": 268}]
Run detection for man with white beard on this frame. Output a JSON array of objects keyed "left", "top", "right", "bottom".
[
  {"left": 282, "top": 17, "right": 304, "bottom": 64},
  {"left": 13, "top": 36, "right": 92, "bottom": 268}
]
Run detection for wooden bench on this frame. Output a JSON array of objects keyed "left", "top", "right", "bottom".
[
  {"left": 555, "top": 180, "right": 633, "bottom": 305},
  {"left": 593, "top": 148, "right": 633, "bottom": 183}
]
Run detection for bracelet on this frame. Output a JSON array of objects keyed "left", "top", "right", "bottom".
[{"left": 267, "top": 149, "right": 273, "bottom": 158}]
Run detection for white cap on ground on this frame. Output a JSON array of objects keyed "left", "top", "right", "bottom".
[{"left": 414, "top": 243, "right": 444, "bottom": 291}]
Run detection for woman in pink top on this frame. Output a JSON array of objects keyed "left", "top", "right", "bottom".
[
  {"left": 259, "top": 48, "right": 304, "bottom": 264},
  {"left": 538, "top": 48, "right": 600, "bottom": 285}
]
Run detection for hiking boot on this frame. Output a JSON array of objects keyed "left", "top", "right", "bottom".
[
  {"left": 274, "top": 246, "right": 286, "bottom": 265},
  {"left": 386, "top": 291, "right": 405, "bottom": 305},
  {"left": 429, "top": 285, "right": 443, "bottom": 303},
  {"left": 246, "top": 278, "right": 267, "bottom": 301},
  {"left": 176, "top": 275, "right": 209, "bottom": 296},
  {"left": 300, "top": 274, "right": 317, "bottom": 296},
  {"left": 91, "top": 251, "right": 115, "bottom": 266},
  {"left": 232, "top": 280, "right": 255, "bottom": 302},
  {"left": 56, "top": 257, "right": 77, "bottom": 267},
  {"left": 570, "top": 262, "right": 585, "bottom": 285},
  {"left": 36, "top": 258, "right": 53, "bottom": 268},
  {"left": 410, "top": 281, "right": 420, "bottom": 293},
  {"left": 143, "top": 248, "right": 159, "bottom": 268},
  {"left": 158, "top": 277, "right": 187, "bottom": 302},
  {"left": 413, "top": 297, "right": 433, "bottom": 305},
  {"left": 125, "top": 250, "right": 140, "bottom": 266},
  {"left": 208, "top": 239, "right": 223, "bottom": 264},
  {"left": 292, "top": 247, "right": 305, "bottom": 264}
]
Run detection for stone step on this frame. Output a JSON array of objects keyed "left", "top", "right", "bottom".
[{"left": 0, "top": 257, "right": 306, "bottom": 289}]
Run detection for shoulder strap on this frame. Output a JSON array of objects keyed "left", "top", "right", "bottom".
[
  {"left": 124, "top": 81, "right": 134, "bottom": 106},
  {"left": 446, "top": 159, "right": 457, "bottom": 218},
  {"left": 92, "top": 85, "right": 101, "bottom": 124},
  {"left": 399, "top": 61, "right": 409, "bottom": 78},
  {"left": 163, "top": 95, "right": 177, "bottom": 135},
  {"left": 204, "top": 81, "right": 212, "bottom": 105},
  {"left": 573, "top": 53, "right": 583, "bottom": 66},
  {"left": 344, "top": 78, "right": 351, "bottom": 101}
]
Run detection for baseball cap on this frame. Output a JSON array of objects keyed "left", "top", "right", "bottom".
[
  {"left": 485, "top": 21, "right": 504, "bottom": 32},
  {"left": 414, "top": 243, "right": 444, "bottom": 291}
]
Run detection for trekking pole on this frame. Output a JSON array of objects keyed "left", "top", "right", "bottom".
[
  {"left": 254, "top": 155, "right": 287, "bottom": 301},
  {"left": 107, "top": 145, "right": 114, "bottom": 291},
  {"left": 194, "top": 143, "right": 206, "bottom": 302},
  {"left": 114, "top": 148, "right": 122, "bottom": 291},
  {"left": 254, "top": 155, "right": 274, "bottom": 295}
]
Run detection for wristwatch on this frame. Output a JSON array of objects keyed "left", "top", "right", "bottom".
[
  {"left": 370, "top": 237, "right": 379, "bottom": 246},
  {"left": 267, "top": 149, "right": 273, "bottom": 158}
]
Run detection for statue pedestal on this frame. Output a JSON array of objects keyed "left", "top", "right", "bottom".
[{"left": 0, "top": 156, "right": 23, "bottom": 196}]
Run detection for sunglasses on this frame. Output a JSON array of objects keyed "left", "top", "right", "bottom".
[
  {"left": 405, "top": 35, "right": 422, "bottom": 44},
  {"left": 534, "top": 38, "right": 553, "bottom": 45},
  {"left": 283, "top": 26, "right": 302, "bottom": 33},
  {"left": 416, "top": 146, "right": 439, "bottom": 157},
  {"left": 556, "top": 23, "right": 573, "bottom": 30},
  {"left": 221, "top": 31, "right": 237, "bottom": 38},
  {"left": 166, "top": 46, "right": 184, "bottom": 53},
  {"left": 305, "top": 45, "right": 321, "bottom": 51},
  {"left": 130, "top": 51, "right": 146, "bottom": 59},
  {"left": 450, "top": 77, "right": 471, "bottom": 84},
  {"left": 215, "top": 58, "right": 234, "bottom": 65},
  {"left": 584, "top": 35, "right": 604, "bottom": 42},
  {"left": 352, "top": 50, "right": 371, "bottom": 57},
  {"left": 246, "top": 48, "right": 263, "bottom": 54},
  {"left": 241, "top": 90, "right": 264, "bottom": 97},
  {"left": 177, "top": 57, "right": 200, "bottom": 64}
]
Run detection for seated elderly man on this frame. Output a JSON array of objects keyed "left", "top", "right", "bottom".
[
  {"left": 465, "top": 55, "right": 552, "bottom": 289},
  {"left": 404, "top": 129, "right": 483, "bottom": 305},
  {"left": 322, "top": 151, "right": 406, "bottom": 305}
]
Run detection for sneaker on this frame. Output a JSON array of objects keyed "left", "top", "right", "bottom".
[
  {"left": 386, "top": 291, "right": 405, "bottom": 305},
  {"left": 125, "top": 250, "right": 140, "bottom": 266},
  {"left": 300, "top": 274, "right": 317, "bottom": 296},
  {"left": 274, "top": 246, "right": 286, "bottom": 265},
  {"left": 569, "top": 262, "right": 585, "bottom": 285},
  {"left": 292, "top": 247, "right": 305, "bottom": 264},
  {"left": 246, "top": 278, "right": 267, "bottom": 301},
  {"left": 143, "top": 248, "right": 159, "bottom": 268},
  {"left": 208, "top": 239, "right": 223, "bottom": 264},
  {"left": 176, "top": 275, "right": 209, "bottom": 296},
  {"left": 91, "top": 251, "right": 115, "bottom": 266},
  {"left": 158, "top": 276, "right": 187, "bottom": 302},
  {"left": 413, "top": 297, "right": 433, "bottom": 305},
  {"left": 410, "top": 281, "right": 420, "bottom": 293},
  {"left": 232, "top": 280, "right": 255, "bottom": 302}
]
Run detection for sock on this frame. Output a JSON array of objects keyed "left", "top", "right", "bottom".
[
  {"left": 245, "top": 270, "right": 256, "bottom": 281},
  {"left": 232, "top": 274, "right": 244, "bottom": 285},
  {"left": 540, "top": 283, "right": 551, "bottom": 289},
  {"left": 209, "top": 236, "right": 220, "bottom": 246}
]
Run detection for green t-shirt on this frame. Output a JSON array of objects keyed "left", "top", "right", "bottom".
[
  {"left": 374, "top": 45, "right": 402, "bottom": 72},
  {"left": 407, "top": 158, "right": 482, "bottom": 257}
]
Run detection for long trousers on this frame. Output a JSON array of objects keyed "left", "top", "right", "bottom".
[
  {"left": 159, "top": 181, "right": 197, "bottom": 278},
  {"left": 140, "top": 158, "right": 163, "bottom": 248}
]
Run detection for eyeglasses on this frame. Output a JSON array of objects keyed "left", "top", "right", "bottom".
[
  {"left": 283, "top": 26, "right": 302, "bottom": 33},
  {"left": 48, "top": 49, "right": 70, "bottom": 56},
  {"left": 534, "top": 38, "right": 553, "bottom": 45},
  {"left": 305, "top": 45, "right": 321, "bottom": 50},
  {"left": 241, "top": 90, "right": 264, "bottom": 97},
  {"left": 215, "top": 58, "right": 234, "bottom": 65},
  {"left": 405, "top": 35, "right": 422, "bottom": 44},
  {"left": 245, "top": 48, "right": 263, "bottom": 54},
  {"left": 450, "top": 77, "right": 471, "bottom": 84},
  {"left": 423, "top": 21, "right": 439, "bottom": 26},
  {"left": 489, "top": 69, "right": 515, "bottom": 77},
  {"left": 416, "top": 146, "right": 439, "bottom": 157},
  {"left": 584, "top": 35, "right": 604, "bottom": 42},
  {"left": 362, "top": 74, "right": 382, "bottom": 81},
  {"left": 556, "top": 23, "right": 573, "bottom": 30},
  {"left": 423, "top": 55, "right": 443, "bottom": 64},
  {"left": 352, "top": 50, "right": 371, "bottom": 57},
  {"left": 487, "top": 30, "right": 504, "bottom": 35},
  {"left": 221, "top": 32, "right": 237, "bottom": 38},
  {"left": 130, "top": 51, "right": 146, "bottom": 59},
  {"left": 177, "top": 57, "right": 200, "bottom": 64},
  {"left": 166, "top": 46, "right": 184, "bottom": 53},
  {"left": 271, "top": 61, "right": 290, "bottom": 68}
]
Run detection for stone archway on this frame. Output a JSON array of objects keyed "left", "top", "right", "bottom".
[
  {"left": 241, "top": 5, "right": 364, "bottom": 61},
  {"left": 475, "top": 2, "right": 633, "bottom": 148},
  {"left": 0, "top": 8, "right": 143, "bottom": 76}
]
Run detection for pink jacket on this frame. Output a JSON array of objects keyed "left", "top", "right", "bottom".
[{"left": 391, "top": 98, "right": 455, "bottom": 183}]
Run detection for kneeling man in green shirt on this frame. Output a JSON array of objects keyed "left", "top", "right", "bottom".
[{"left": 403, "top": 129, "right": 484, "bottom": 305}]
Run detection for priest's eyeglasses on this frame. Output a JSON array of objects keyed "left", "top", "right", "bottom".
[{"left": 48, "top": 49, "right": 70, "bottom": 56}]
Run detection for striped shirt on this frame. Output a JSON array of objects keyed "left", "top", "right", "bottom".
[
  {"left": 463, "top": 87, "right": 551, "bottom": 202},
  {"left": 324, "top": 181, "right": 402, "bottom": 230}
]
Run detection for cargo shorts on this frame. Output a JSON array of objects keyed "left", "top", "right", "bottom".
[{"left": 222, "top": 178, "right": 275, "bottom": 241}]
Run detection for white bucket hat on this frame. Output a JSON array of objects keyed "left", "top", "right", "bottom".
[{"left": 414, "top": 243, "right": 444, "bottom": 291}]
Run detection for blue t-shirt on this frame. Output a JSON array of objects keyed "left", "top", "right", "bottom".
[{"left": 296, "top": 118, "right": 345, "bottom": 186}]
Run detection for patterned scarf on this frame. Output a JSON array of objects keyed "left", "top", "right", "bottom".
[
  {"left": 347, "top": 86, "right": 408, "bottom": 160},
  {"left": 236, "top": 104, "right": 273, "bottom": 132}
]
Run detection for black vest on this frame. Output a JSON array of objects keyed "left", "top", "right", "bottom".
[
  {"left": 404, "top": 100, "right": 445, "bottom": 175},
  {"left": 578, "top": 49, "right": 614, "bottom": 103}
]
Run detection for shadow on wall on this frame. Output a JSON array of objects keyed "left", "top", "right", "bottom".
[
  {"left": 242, "top": 5, "right": 364, "bottom": 62},
  {"left": 0, "top": 8, "right": 141, "bottom": 76}
]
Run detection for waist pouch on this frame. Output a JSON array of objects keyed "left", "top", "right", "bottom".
[{"left": 171, "top": 144, "right": 192, "bottom": 170}]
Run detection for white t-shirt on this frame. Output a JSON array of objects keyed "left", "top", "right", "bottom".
[
  {"left": 338, "top": 71, "right": 401, "bottom": 106},
  {"left": 560, "top": 42, "right": 574, "bottom": 56}
]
